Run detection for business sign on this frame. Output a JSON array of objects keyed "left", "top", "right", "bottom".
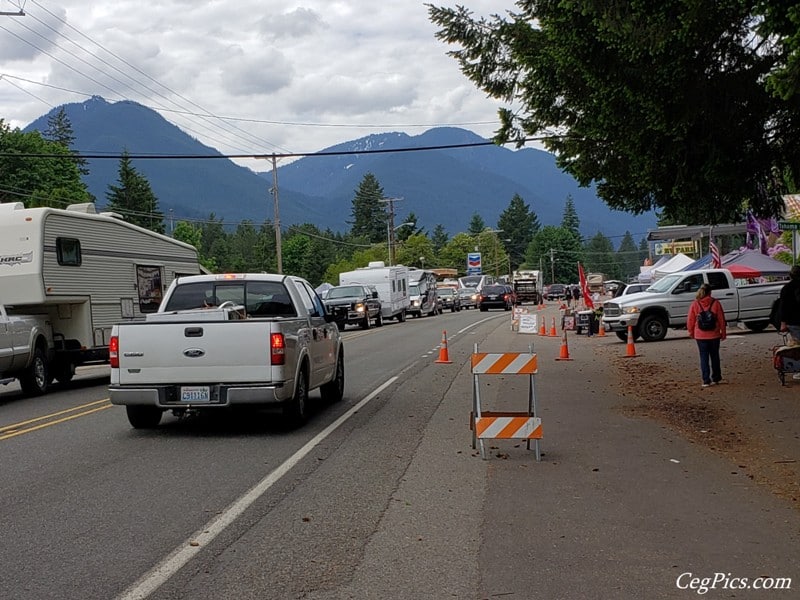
[
  {"left": 467, "top": 252, "right": 482, "bottom": 275},
  {"left": 779, "top": 220, "right": 800, "bottom": 231},
  {"left": 654, "top": 241, "right": 695, "bottom": 256}
]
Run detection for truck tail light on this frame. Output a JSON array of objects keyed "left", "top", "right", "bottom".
[
  {"left": 270, "top": 333, "right": 285, "bottom": 366},
  {"left": 109, "top": 335, "right": 119, "bottom": 368}
]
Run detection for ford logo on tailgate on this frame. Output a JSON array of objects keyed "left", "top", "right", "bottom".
[{"left": 183, "top": 348, "right": 205, "bottom": 358}]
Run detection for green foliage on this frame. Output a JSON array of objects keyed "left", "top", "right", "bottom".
[
  {"left": 616, "top": 231, "right": 642, "bottom": 281},
  {"left": 431, "top": 224, "right": 449, "bottom": 253},
  {"left": 349, "top": 173, "right": 387, "bottom": 243},
  {"left": 428, "top": 2, "right": 795, "bottom": 224},
  {"left": 526, "top": 226, "right": 584, "bottom": 284},
  {"left": 322, "top": 247, "right": 387, "bottom": 285},
  {"left": 560, "top": 196, "right": 580, "bottom": 238},
  {"left": 467, "top": 212, "right": 486, "bottom": 235},
  {"left": 105, "top": 150, "right": 165, "bottom": 233},
  {"left": 498, "top": 193, "right": 540, "bottom": 271},
  {"left": 583, "top": 232, "right": 620, "bottom": 280},
  {"left": 395, "top": 233, "right": 435, "bottom": 268},
  {"left": 438, "top": 232, "right": 479, "bottom": 273},
  {"left": 0, "top": 119, "right": 90, "bottom": 208}
]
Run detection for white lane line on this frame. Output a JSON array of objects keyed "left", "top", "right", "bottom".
[{"left": 116, "top": 376, "right": 399, "bottom": 600}]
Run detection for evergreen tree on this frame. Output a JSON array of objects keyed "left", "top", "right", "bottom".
[
  {"left": 560, "top": 195, "right": 581, "bottom": 238},
  {"left": 583, "top": 232, "right": 620, "bottom": 279},
  {"left": 396, "top": 233, "right": 436, "bottom": 269},
  {"left": 638, "top": 237, "right": 651, "bottom": 268},
  {"left": 616, "top": 231, "right": 641, "bottom": 281},
  {"left": 497, "top": 193, "right": 540, "bottom": 271},
  {"left": 43, "top": 107, "right": 89, "bottom": 176},
  {"left": 467, "top": 212, "right": 486, "bottom": 235},
  {"left": 526, "top": 226, "right": 584, "bottom": 284},
  {"left": 431, "top": 224, "right": 449, "bottom": 254},
  {"left": 349, "top": 173, "right": 387, "bottom": 243},
  {"left": 105, "top": 151, "right": 165, "bottom": 233}
]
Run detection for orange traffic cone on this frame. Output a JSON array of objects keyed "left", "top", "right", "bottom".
[
  {"left": 597, "top": 320, "right": 606, "bottom": 337},
  {"left": 623, "top": 325, "right": 639, "bottom": 358},
  {"left": 435, "top": 330, "right": 453, "bottom": 364},
  {"left": 555, "top": 329, "right": 573, "bottom": 361},
  {"left": 538, "top": 318, "right": 546, "bottom": 336},
  {"left": 549, "top": 317, "right": 558, "bottom": 337}
]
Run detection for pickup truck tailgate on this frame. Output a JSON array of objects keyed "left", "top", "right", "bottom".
[{"left": 115, "top": 321, "right": 296, "bottom": 385}]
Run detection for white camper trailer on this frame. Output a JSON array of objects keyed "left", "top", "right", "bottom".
[
  {"left": 338, "top": 261, "right": 409, "bottom": 322},
  {"left": 0, "top": 202, "right": 202, "bottom": 386}
]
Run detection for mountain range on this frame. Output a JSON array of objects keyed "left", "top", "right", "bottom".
[{"left": 24, "top": 97, "right": 657, "bottom": 239}]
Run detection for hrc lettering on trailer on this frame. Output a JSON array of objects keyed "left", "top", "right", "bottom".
[{"left": 470, "top": 352, "right": 538, "bottom": 375}]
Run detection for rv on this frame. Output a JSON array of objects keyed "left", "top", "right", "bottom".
[
  {"left": 0, "top": 202, "right": 203, "bottom": 385},
  {"left": 408, "top": 268, "right": 439, "bottom": 317},
  {"left": 338, "top": 261, "right": 410, "bottom": 322}
]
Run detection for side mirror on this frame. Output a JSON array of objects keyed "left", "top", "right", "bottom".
[{"left": 372, "top": 291, "right": 379, "bottom": 299}]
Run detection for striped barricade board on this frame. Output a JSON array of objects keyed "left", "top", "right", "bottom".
[
  {"left": 472, "top": 411, "right": 542, "bottom": 440},
  {"left": 471, "top": 352, "right": 538, "bottom": 375}
]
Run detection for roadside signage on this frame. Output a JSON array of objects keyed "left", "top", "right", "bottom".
[
  {"left": 654, "top": 241, "right": 695, "bottom": 255},
  {"left": 467, "top": 252, "right": 482, "bottom": 275},
  {"left": 779, "top": 221, "right": 800, "bottom": 231}
]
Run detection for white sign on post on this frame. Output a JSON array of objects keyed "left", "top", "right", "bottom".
[{"left": 519, "top": 313, "right": 538, "bottom": 334}]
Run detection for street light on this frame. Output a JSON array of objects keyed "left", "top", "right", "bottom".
[{"left": 388, "top": 221, "right": 415, "bottom": 266}]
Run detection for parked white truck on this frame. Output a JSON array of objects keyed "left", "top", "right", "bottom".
[
  {"left": 109, "top": 273, "right": 344, "bottom": 429},
  {"left": 0, "top": 304, "right": 54, "bottom": 396},
  {"left": 601, "top": 268, "right": 786, "bottom": 342}
]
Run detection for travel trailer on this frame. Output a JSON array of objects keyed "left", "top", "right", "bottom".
[
  {"left": 0, "top": 202, "right": 203, "bottom": 386},
  {"left": 338, "top": 261, "right": 410, "bottom": 321},
  {"left": 407, "top": 268, "right": 439, "bottom": 317}
]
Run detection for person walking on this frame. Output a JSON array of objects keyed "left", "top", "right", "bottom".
[
  {"left": 687, "top": 283, "right": 727, "bottom": 387},
  {"left": 778, "top": 265, "right": 800, "bottom": 345},
  {"left": 564, "top": 285, "right": 573, "bottom": 307}
]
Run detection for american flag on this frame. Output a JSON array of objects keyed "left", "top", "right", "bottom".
[{"left": 710, "top": 239, "right": 721, "bottom": 268}]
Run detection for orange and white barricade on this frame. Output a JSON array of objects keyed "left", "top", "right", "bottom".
[{"left": 470, "top": 345, "right": 542, "bottom": 461}]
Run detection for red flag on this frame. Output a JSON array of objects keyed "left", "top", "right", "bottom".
[
  {"left": 578, "top": 262, "right": 593, "bottom": 309},
  {"left": 709, "top": 239, "right": 721, "bottom": 268}
]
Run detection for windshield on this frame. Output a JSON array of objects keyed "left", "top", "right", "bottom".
[
  {"left": 410, "top": 285, "right": 420, "bottom": 295},
  {"left": 327, "top": 286, "right": 362, "bottom": 299},
  {"left": 647, "top": 273, "right": 682, "bottom": 293},
  {"left": 437, "top": 289, "right": 454, "bottom": 297},
  {"left": 459, "top": 276, "right": 481, "bottom": 288}
]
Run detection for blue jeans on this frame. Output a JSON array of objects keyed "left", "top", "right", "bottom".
[{"left": 696, "top": 338, "right": 722, "bottom": 384}]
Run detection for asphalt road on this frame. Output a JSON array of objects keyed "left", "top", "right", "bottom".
[{"left": 2, "top": 306, "right": 798, "bottom": 600}]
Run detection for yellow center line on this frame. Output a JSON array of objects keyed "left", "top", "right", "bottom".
[
  {"left": 0, "top": 404, "right": 113, "bottom": 441},
  {"left": 0, "top": 398, "right": 111, "bottom": 434}
]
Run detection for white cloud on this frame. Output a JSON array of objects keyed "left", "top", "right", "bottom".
[{"left": 0, "top": 0, "right": 509, "bottom": 165}]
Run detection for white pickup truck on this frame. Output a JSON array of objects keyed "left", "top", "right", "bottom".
[
  {"left": 601, "top": 268, "right": 785, "bottom": 342},
  {"left": 0, "top": 304, "right": 54, "bottom": 396},
  {"left": 108, "top": 273, "right": 344, "bottom": 429}
]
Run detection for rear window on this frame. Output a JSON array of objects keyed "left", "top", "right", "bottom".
[
  {"left": 482, "top": 286, "right": 505, "bottom": 294},
  {"left": 164, "top": 281, "right": 296, "bottom": 317}
]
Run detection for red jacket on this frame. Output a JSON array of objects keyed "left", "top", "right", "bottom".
[{"left": 687, "top": 296, "right": 727, "bottom": 340}]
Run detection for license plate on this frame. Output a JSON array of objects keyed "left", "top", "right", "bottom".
[
  {"left": 488, "top": 295, "right": 498, "bottom": 300},
  {"left": 181, "top": 386, "right": 210, "bottom": 402}
]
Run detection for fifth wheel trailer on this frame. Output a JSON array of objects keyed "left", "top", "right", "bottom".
[{"left": 0, "top": 202, "right": 202, "bottom": 390}]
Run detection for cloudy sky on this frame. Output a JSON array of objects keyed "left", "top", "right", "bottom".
[{"left": 0, "top": 0, "right": 513, "bottom": 168}]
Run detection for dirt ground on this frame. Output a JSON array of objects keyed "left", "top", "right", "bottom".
[{"left": 604, "top": 326, "right": 800, "bottom": 510}]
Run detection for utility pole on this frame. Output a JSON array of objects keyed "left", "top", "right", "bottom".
[
  {"left": 379, "top": 197, "right": 403, "bottom": 266},
  {"left": 550, "top": 248, "right": 555, "bottom": 283},
  {"left": 270, "top": 156, "right": 282, "bottom": 274}
]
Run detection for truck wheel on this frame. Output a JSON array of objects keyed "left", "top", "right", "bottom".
[
  {"left": 398, "top": 310, "right": 406, "bottom": 323},
  {"left": 639, "top": 315, "right": 667, "bottom": 342},
  {"left": 19, "top": 347, "right": 49, "bottom": 396},
  {"left": 125, "top": 405, "right": 162, "bottom": 429},
  {"left": 375, "top": 312, "right": 383, "bottom": 327},
  {"left": 284, "top": 367, "right": 309, "bottom": 427},
  {"left": 53, "top": 362, "right": 75, "bottom": 384},
  {"left": 337, "top": 322, "right": 345, "bottom": 331},
  {"left": 616, "top": 331, "right": 628, "bottom": 342},
  {"left": 320, "top": 353, "right": 344, "bottom": 403},
  {"left": 744, "top": 320, "right": 769, "bottom": 332},
  {"left": 361, "top": 314, "right": 371, "bottom": 329}
]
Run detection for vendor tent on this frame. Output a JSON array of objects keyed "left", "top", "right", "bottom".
[
  {"left": 721, "top": 250, "right": 791, "bottom": 276},
  {"left": 652, "top": 253, "right": 695, "bottom": 279},
  {"left": 637, "top": 255, "right": 672, "bottom": 283}
]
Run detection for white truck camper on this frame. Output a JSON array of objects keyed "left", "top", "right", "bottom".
[
  {"left": 338, "top": 261, "right": 410, "bottom": 322},
  {"left": 0, "top": 202, "right": 203, "bottom": 388}
]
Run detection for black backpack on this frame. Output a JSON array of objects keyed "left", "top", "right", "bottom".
[{"left": 697, "top": 299, "right": 717, "bottom": 331}]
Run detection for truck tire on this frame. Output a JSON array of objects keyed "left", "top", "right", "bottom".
[
  {"left": 744, "top": 320, "right": 769, "bottom": 332},
  {"left": 375, "top": 312, "right": 383, "bottom": 327},
  {"left": 398, "top": 310, "right": 406, "bottom": 323},
  {"left": 639, "top": 315, "right": 668, "bottom": 342},
  {"left": 361, "top": 314, "right": 371, "bottom": 329},
  {"left": 284, "top": 366, "right": 309, "bottom": 427},
  {"left": 616, "top": 331, "right": 628, "bottom": 342},
  {"left": 320, "top": 352, "right": 344, "bottom": 403},
  {"left": 19, "top": 347, "right": 49, "bottom": 396},
  {"left": 125, "top": 405, "right": 162, "bottom": 429}
]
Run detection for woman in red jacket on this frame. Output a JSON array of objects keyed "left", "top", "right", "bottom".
[{"left": 687, "top": 283, "right": 727, "bottom": 387}]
